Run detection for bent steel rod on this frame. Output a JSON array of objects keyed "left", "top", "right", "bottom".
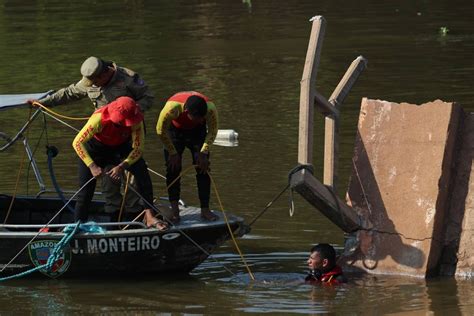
[{"left": 0, "top": 109, "right": 41, "bottom": 152}]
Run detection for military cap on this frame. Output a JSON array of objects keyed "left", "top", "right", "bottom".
[
  {"left": 80, "top": 56, "right": 105, "bottom": 78},
  {"left": 79, "top": 56, "right": 105, "bottom": 86}
]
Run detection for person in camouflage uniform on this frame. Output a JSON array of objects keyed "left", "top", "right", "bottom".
[
  {"left": 29, "top": 56, "right": 154, "bottom": 219},
  {"left": 36, "top": 56, "right": 153, "bottom": 111}
]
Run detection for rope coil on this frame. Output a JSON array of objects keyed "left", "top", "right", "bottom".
[
  {"left": 0, "top": 221, "right": 81, "bottom": 282},
  {"left": 0, "top": 177, "right": 95, "bottom": 276}
]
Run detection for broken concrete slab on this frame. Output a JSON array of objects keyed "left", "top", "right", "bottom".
[{"left": 341, "top": 98, "right": 464, "bottom": 278}]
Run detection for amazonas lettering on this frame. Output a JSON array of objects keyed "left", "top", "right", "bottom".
[{"left": 72, "top": 236, "right": 160, "bottom": 254}]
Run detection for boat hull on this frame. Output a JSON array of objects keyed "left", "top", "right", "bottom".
[{"left": 0, "top": 195, "right": 246, "bottom": 278}]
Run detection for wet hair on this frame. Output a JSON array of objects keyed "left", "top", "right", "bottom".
[
  {"left": 310, "top": 243, "right": 336, "bottom": 268},
  {"left": 184, "top": 95, "right": 207, "bottom": 117}
]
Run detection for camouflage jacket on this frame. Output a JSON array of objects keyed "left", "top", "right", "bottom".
[{"left": 39, "top": 63, "right": 153, "bottom": 112}]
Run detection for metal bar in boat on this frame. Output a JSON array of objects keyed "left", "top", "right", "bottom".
[
  {"left": 23, "top": 137, "right": 46, "bottom": 193},
  {"left": 35, "top": 189, "right": 103, "bottom": 197},
  {"left": 0, "top": 221, "right": 147, "bottom": 229}
]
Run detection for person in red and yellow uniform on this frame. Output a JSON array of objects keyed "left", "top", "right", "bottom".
[
  {"left": 305, "top": 243, "right": 347, "bottom": 285},
  {"left": 72, "top": 96, "right": 167, "bottom": 230},
  {"left": 156, "top": 91, "right": 218, "bottom": 223}
]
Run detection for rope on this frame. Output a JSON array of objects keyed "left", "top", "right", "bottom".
[
  {"left": 0, "top": 221, "right": 81, "bottom": 282},
  {"left": 288, "top": 187, "right": 295, "bottom": 217},
  {"left": 246, "top": 164, "right": 315, "bottom": 227},
  {"left": 120, "top": 165, "right": 191, "bottom": 230},
  {"left": 288, "top": 164, "right": 314, "bottom": 177},
  {"left": 46, "top": 145, "right": 75, "bottom": 213},
  {"left": 164, "top": 164, "right": 196, "bottom": 195},
  {"left": 3, "top": 149, "right": 27, "bottom": 224},
  {"left": 117, "top": 171, "right": 131, "bottom": 222},
  {"left": 120, "top": 209, "right": 146, "bottom": 231},
  {"left": 287, "top": 164, "right": 314, "bottom": 217},
  {"left": 0, "top": 177, "right": 95, "bottom": 274},
  {"left": 123, "top": 181, "right": 240, "bottom": 278},
  {"left": 32, "top": 101, "right": 89, "bottom": 121},
  {"left": 42, "top": 111, "right": 80, "bottom": 132},
  {"left": 352, "top": 157, "right": 373, "bottom": 214},
  {"left": 208, "top": 173, "right": 255, "bottom": 280},
  {"left": 3, "top": 109, "right": 33, "bottom": 223},
  {"left": 76, "top": 221, "right": 106, "bottom": 234},
  {"left": 120, "top": 164, "right": 194, "bottom": 230},
  {"left": 248, "top": 183, "right": 289, "bottom": 227},
  {"left": 147, "top": 167, "right": 166, "bottom": 180},
  {"left": 121, "top": 166, "right": 252, "bottom": 279}
]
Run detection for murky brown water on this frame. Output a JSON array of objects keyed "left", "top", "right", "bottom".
[{"left": 1, "top": 0, "right": 473, "bottom": 314}]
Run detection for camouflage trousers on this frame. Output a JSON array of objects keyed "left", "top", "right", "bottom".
[{"left": 102, "top": 166, "right": 143, "bottom": 214}]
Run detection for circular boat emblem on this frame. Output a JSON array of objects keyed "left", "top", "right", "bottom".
[{"left": 28, "top": 240, "right": 71, "bottom": 278}]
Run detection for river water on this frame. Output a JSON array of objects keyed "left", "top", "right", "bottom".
[{"left": 0, "top": 0, "right": 473, "bottom": 314}]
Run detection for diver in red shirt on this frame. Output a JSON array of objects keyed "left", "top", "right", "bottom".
[{"left": 305, "top": 243, "right": 347, "bottom": 285}]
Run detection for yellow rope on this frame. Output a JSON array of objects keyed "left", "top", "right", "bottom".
[
  {"left": 121, "top": 164, "right": 255, "bottom": 280},
  {"left": 121, "top": 164, "right": 196, "bottom": 230},
  {"left": 163, "top": 164, "right": 196, "bottom": 195},
  {"left": 208, "top": 173, "right": 255, "bottom": 281},
  {"left": 4, "top": 109, "right": 33, "bottom": 224},
  {"left": 121, "top": 209, "right": 146, "bottom": 231},
  {"left": 32, "top": 101, "right": 89, "bottom": 121},
  {"left": 147, "top": 167, "right": 166, "bottom": 180},
  {"left": 3, "top": 149, "right": 27, "bottom": 224},
  {"left": 117, "top": 171, "right": 131, "bottom": 223}
]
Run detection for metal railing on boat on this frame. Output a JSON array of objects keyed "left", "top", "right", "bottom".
[{"left": 0, "top": 221, "right": 147, "bottom": 231}]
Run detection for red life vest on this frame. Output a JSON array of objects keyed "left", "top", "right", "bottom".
[
  {"left": 169, "top": 91, "right": 210, "bottom": 130},
  {"left": 305, "top": 265, "right": 346, "bottom": 285},
  {"left": 93, "top": 106, "right": 132, "bottom": 146},
  {"left": 320, "top": 265, "right": 345, "bottom": 284}
]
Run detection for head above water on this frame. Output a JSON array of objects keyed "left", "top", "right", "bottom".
[
  {"left": 107, "top": 96, "right": 143, "bottom": 127},
  {"left": 184, "top": 95, "right": 208, "bottom": 121},
  {"left": 307, "top": 243, "right": 337, "bottom": 272},
  {"left": 80, "top": 56, "right": 114, "bottom": 87}
]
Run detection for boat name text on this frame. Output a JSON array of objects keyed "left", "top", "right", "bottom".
[{"left": 71, "top": 236, "right": 160, "bottom": 254}]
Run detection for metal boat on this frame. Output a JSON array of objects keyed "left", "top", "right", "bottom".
[{"left": 0, "top": 92, "right": 247, "bottom": 279}]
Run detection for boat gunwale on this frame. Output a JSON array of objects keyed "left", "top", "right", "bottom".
[{"left": 0, "top": 213, "right": 245, "bottom": 239}]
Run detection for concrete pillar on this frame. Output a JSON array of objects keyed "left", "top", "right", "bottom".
[{"left": 341, "top": 98, "right": 468, "bottom": 278}]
